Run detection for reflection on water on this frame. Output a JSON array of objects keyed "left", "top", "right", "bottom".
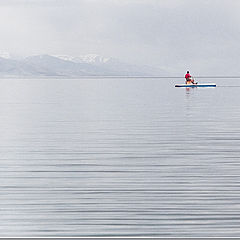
[
  {"left": 0, "top": 78, "right": 240, "bottom": 237},
  {"left": 185, "top": 86, "right": 192, "bottom": 94},
  {"left": 185, "top": 86, "right": 196, "bottom": 99}
]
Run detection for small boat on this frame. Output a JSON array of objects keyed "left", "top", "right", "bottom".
[{"left": 175, "top": 83, "right": 216, "bottom": 87}]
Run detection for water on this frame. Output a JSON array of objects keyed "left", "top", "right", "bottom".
[{"left": 0, "top": 78, "right": 240, "bottom": 237}]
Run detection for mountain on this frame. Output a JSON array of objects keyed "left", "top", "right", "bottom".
[
  {"left": 56, "top": 54, "right": 110, "bottom": 64},
  {"left": 0, "top": 54, "right": 168, "bottom": 77}
]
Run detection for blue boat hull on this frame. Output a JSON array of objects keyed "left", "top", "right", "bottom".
[{"left": 175, "top": 83, "right": 216, "bottom": 87}]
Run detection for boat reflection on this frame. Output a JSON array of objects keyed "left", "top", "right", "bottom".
[{"left": 185, "top": 86, "right": 196, "bottom": 95}]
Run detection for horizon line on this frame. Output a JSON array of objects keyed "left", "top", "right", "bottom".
[{"left": 1, "top": 76, "right": 240, "bottom": 79}]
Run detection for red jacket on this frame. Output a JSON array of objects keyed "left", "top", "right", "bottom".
[{"left": 185, "top": 73, "right": 191, "bottom": 79}]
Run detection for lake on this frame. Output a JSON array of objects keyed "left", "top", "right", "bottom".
[{"left": 0, "top": 78, "right": 240, "bottom": 237}]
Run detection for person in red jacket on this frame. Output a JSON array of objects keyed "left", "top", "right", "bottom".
[{"left": 185, "top": 71, "right": 194, "bottom": 84}]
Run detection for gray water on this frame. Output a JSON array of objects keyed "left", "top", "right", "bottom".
[{"left": 0, "top": 78, "right": 240, "bottom": 237}]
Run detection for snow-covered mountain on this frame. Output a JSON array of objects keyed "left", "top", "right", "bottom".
[
  {"left": 0, "top": 54, "right": 168, "bottom": 77},
  {"left": 56, "top": 54, "right": 110, "bottom": 64},
  {"left": 0, "top": 52, "right": 11, "bottom": 59}
]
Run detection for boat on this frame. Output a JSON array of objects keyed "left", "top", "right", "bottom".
[{"left": 175, "top": 83, "right": 216, "bottom": 87}]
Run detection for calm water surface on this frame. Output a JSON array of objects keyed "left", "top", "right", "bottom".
[{"left": 0, "top": 78, "right": 240, "bottom": 237}]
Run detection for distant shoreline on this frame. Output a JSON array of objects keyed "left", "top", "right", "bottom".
[{"left": 0, "top": 76, "right": 239, "bottom": 79}]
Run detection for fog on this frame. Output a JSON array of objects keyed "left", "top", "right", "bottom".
[{"left": 0, "top": 0, "right": 240, "bottom": 75}]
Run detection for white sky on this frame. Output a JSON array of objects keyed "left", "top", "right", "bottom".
[{"left": 0, "top": 0, "right": 240, "bottom": 75}]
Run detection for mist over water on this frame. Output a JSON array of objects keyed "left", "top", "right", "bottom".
[{"left": 0, "top": 78, "right": 240, "bottom": 237}]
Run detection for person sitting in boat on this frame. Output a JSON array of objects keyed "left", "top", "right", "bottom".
[{"left": 185, "top": 71, "right": 195, "bottom": 84}]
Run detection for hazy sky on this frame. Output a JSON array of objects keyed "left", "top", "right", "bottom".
[{"left": 0, "top": 0, "right": 240, "bottom": 75}]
